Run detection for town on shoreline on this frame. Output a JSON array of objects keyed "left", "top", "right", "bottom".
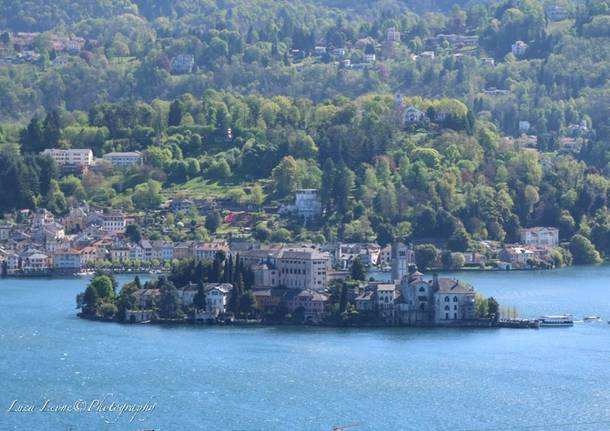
[
  {"left": 0, "top": 204, "right": 573, "bottom": 279},
  {"left": 74, "top": 244, "right": 520, "bottom": 329}
]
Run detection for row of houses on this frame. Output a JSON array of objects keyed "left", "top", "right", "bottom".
[{"left": 41, "top": 148, "right": 143, "bottom": 174}]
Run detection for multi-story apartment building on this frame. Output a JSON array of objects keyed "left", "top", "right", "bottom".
[
  {"left": 276, "top": 248, "right": 331, "bottom": 290},
  {"left": 42, "top": 148, "right": 93, "bottom": 167},
  {"left": 101, "top": 212, "right": 126, "bottom": 234},
  {"left": 102, "top": 151, "right": 143, "bottom": 168},
  {"left": 52, "top": 250, "right": 82, "bottom": 273}
]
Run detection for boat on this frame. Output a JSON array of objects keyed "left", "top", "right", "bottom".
[
  {"left": 538, "top": 315, "right": 574, "bottom": 327},
  {"left": 583, "top": 315, "right": 601, "bottom": 322}
]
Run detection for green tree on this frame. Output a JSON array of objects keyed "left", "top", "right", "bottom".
[
  {"left": 205, "top": 211, "right": 222, "bottom": 233},
  {"left": 569, "top": 234, "right": 602, "bottom": 265},
  {"left": 350, "top": 257, "right": 366, "bottom": 281},
  {"left": 448, "top": 227, "right": 470, "bottom": 252},
  {"left": 132, "top": 180, "right": 163, "bottom": 210},
  {"left": 125, "top": 224, "right": 142, "bottom": 243},
  {"left": 159, "top": 278, "right": 181, "bottom": 319},
  {"left": 414, "top": 244, "right": 438, "bottom": 271},
  {"left": 168, "top": 100, "right": 183, "bottom": 127},
  {"left": 193, "top": 282, "right": 206, "bottom": 310},
  {"left": 271, "top": 156, "right": 299, "bottom": 197}
]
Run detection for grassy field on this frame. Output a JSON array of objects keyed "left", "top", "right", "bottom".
[{"left": 164, "top": 176, "right": 267, "bottom": 200}]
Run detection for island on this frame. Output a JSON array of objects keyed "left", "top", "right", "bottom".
[{"left": 76, "top": 250, "right": 511, "bottom": 328}]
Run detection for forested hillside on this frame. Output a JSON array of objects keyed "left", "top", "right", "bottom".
[{"left": 1, "top": 0, "right": 610, "bottom": 262}]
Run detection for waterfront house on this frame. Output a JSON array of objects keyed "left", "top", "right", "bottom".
[
  {"left": 433, "top": 277, "right": 476, "bottom": 324},
  {"left": 52, "top": 250, "right": 82, "bottom": 274},
  {"left": 78, "top": 245, "right": 98, "bottom": 266},
  {"left": 5, "top": 251, "right": 20, "bottom": 273},
  {"left": 22, "top": 252, "right": 50, "bottom": 274},
  {"left": 520, "top": 227, "right": 559, "bottom": 248},
  {"left": 354, "top": 290, "right": 376, "bottom": 312},
  {"left": 151, "top": 240, "right": 174, "bottom": 262},
  {"left": 397, "top": 272, "right": 476, "bottom": 326},
  {"left": 177, "top": 283, "right": 233, "bottom": 315},
  {"left": 125, "top": 309, "right": 155, "bottom": 323},
  {"left": 110, "top": 245, "right": 131, "bottom": 262},
  {"left": 290, "top": 289, "right": 330, "bottom": 323},
  {"left": 252, "top": 287, "right": 286, "bottom": 313},
  {"left": 133, "top": 289, "right": 160, "bottom": 309},
  {"left": 463, "top": 252, "right": 487, "bottom": 266},
  {"left": 205, "top": 284, "right": 233, "bottom": 315},
  {"left": 376, "top": 284, "right": 398, "bottom": 323},
  {"left": 499, "top": 246, "right": 535, "bottom": 268}
]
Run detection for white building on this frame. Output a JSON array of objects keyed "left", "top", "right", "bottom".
[
  {"left": 511, "top": 40, "right": 528, "bottom": 57},
  {"left": 519, "top": 121, "right": 531, "bottom": 133},
  {"left": 277, "top": 248, "right": 331, "bottom": 290},
  {"left": 364, "top": 53, "right": 376, "bottom": 63},
  {"left": 102, "top": 151, "right": 143, "bottom": 168},
  {"left": 386, "top": 27, "right": 401, "bottom": 42},
  {"left": 433, "top": 277, "right": 476, "bottom": 324},
  {"left": 398, "top": 272, "right": 476, "bottom": 325},
  {"left": 101, "top": 212, "right": 126, "bottom": 233},
  {"left": 205, "top": 284, "right": 233, "bottom": 315},
  {"left": 22, "top": 252, "right": 50, "bottom": 273},
  {"left": 295, "top": 189, "right": 322, "bottom": 219},
  {"left": 403, "top": 105, "right": 426, "bottom": 123},
  {"left": 42, "top": 148, "right": 93, "bottom": 166},
  {"left": 520, "top": 227, "right": 559, "bottom": 247},
  {"left": 52, "top": 250, "right": 82, "bottom": 273}
]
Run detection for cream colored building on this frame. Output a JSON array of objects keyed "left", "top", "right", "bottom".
[{"left": 42, "top": 148, "right": 93, "bottom": 166}]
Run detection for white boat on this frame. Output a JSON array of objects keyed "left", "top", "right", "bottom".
[
  {"left": 583, "top": 315, "right": 601, "bottom": 322},
  {"left": 538, "top": 315, "right": 574, "bottom": 327}
]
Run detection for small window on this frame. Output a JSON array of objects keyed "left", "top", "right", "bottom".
[
  {"left": 453, "top": 296, "right": 458, "bottom": 302},
  {"left": 445, "top": 297, "right": 450, "bottom": 302}
]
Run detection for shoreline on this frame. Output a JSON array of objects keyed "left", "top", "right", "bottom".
[
  {"left": 77, "top": 313, "right": 538, "bottom": 330},
  {"left": 3, "top": 263, "right": 590, "bottom": 279}
]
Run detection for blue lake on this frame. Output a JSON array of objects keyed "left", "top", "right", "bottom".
[{"left": 1, "top": 267, "right": 610, "bottom": 431}]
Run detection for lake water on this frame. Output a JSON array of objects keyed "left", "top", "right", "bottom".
[{"left": 1, "top": 267, "right": 610, "bottom": 431}]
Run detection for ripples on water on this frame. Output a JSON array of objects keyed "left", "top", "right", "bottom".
[{"left": 1, "top": 271, "right": 610, "bottom": 430}]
